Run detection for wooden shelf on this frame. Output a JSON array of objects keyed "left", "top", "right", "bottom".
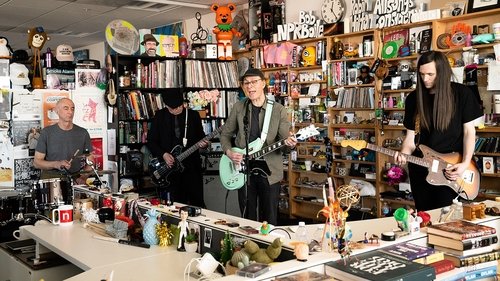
[
  {"left": 380, "top": 198, "right": 415, "bottom": 206},
  {"left": 330, "top": 107, "right": 374, "bottom": 111},
  {"left": 330, "top": 124, "right": 375, "bottom": 129},
  {"left": 329, "top": 56, "right": 375, "bottom": 63},
  {"left": 289, "top": 80, "right": 327, "bottom": 85},
  {"left": 383, "top": 89, "right": 414, "bottom": 93},
  {"left": 477, "top": 127, "right": 500, "bottom": 133},
  {"left": 482, "top": 173, "right": 500, "bottom": 178},
  {"left": 333, "top": 159, "right": 376, "bottom": 165},
  {"left": 332, "top": 175, "right": 376, "bottom": 182}
]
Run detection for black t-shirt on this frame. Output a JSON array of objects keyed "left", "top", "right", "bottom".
[{"left": 403, "top": 82, "right": 483, "bottom": 154}]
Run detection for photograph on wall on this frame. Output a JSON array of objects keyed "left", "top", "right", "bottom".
[
  {"left": 0, "top": 130, "right": 13, "bottom": 184},
  {"left": 12, "top": 90, "right": 42, "bottom": 120},
  {"left": 73, "top": 89, "right": 107, "bottom": 138},
  {"left": 0, "top": 89, "right": 11, "bottom": 120},
  {"left": 41, "top": 90, "right": 70, "bottom": 127},
  {"left": 73, "top": 49, "right": 89, "bottom": 64},
  {"left": 14, "top": 157, "right": 41, "bottom": 187},
  {"left": 46, "top": 68, "right": 76, "bottom": 90},
  {"left": 12, "top": 120, "right": 41, "bottom": 150},
  {"left": 158, "top": 35, "right": 179, "bottom": 57},
  {"left": 75, "top": 69, "right": 101, "bottom": 89}
]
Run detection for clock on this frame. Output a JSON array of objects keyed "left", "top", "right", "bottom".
[{"left": 321, "top": 0, "right": 346, "bottom": 24}]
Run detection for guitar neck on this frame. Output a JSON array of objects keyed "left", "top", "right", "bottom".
[
  {"left": 250, "top": 139, "right": 287, "bottom": 160},
  {"left": 365, "top": 143, "right": 430, "bottom": 168},
  {"left": 177, "top": 129, "right": 221, "bottom": 162}
]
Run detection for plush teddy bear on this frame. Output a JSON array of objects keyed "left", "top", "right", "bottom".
[
  {"left": 243, "top": 238, "right": 283, "bottom": 264},
  {"left": 210, "top": 3, "right": 241, "bottom": 60}
]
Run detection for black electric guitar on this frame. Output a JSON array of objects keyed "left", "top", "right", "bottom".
[
  {"left": 341, "top": 140, "right": 480, "bottom": 200},
  {"left": 148, "top": 127, "right": 222, "bottom": 186}
]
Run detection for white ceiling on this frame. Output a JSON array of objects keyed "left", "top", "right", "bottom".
[{"left": 0, "top": 0, "right": 245, "bottom": 52}]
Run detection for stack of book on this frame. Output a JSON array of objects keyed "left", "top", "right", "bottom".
[
  {"left": 380, "top": 242, "right": 454, "bottom": 276},
  {"left": 426, "top": 220, "right": 499, "bottom": 280}
]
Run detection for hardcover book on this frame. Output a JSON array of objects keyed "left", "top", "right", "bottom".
[
  {"left": 434, "top": 244, "right": 496, "bottom": 257},
  {"left": 274, "top": 270, "right": 334, "bottom": 280},
  {"left": 324, "top": 250, "right": 436, "bottom": 281},
  {"left": 444, "top": 250, "right": 500, "bottom": 267},
  {"left": 426, "top": 220, "right": 496, "bottom": 240},
  {"left": 380, "top": 242, "right": 435, "bottom": 261},
  {"left": 413, "top": 251, "right": 444, "bottom": 265},
  {"left": 428, "top": 233, "right": 498, "bottom": 251},
  {"left": 428, "top": 259, "right": 455, "bottom": 275}
]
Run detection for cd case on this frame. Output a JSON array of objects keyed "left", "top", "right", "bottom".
[{"left": 236, "top": 263, "right": 271, "bottom": 278}]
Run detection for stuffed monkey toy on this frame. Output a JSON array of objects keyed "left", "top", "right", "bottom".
[
  {"left": 211, "top": 3, "right": 241, "bottom": 60},
  {"left": 28, "top": 27, "right": 50, "bottom": 88}
]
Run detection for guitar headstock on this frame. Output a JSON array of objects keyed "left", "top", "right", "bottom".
[
  {"left": 295, "top": 125, "right": 320, "bottom": 141},
  {"left": 341, "top": 140, "right": 368, "bottom": 151}
]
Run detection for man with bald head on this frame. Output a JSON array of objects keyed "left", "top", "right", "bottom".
[{"left": 34, "top": 98, "right": 93, "bottom": 185}]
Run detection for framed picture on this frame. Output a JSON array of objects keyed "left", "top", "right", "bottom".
[
  {"left": 203, "top": 228, "right": 212, "bottom": 248},
  {"left": 444, "top": 1, "right": 468, "bottom": 16},
  {"left": 483, "top": 156, "right": 495, "bottom": 174},
  {"left": 73, "top": 49, "right": 89, "bottom": 64},
  {"left": 75, "top": 69, "right": 101, "bottom": 89},
  {"left": 468, "top": 0, "right": 500, "bottom": 13}
]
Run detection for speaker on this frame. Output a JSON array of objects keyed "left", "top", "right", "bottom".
[{"left": 126, "top": 150, "right": 143, "bottom": 175}]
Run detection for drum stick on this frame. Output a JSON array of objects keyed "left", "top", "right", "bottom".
[{"left": 68, "top": 149, "right": 80, "bottom": 164}]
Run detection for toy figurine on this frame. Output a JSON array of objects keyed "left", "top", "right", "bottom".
[
  {"left": 211, "top": 3, "right": 241, "bottom": 60},
  {"left": 27, "top": 27, "right": 50, "bottom": 89},
  {"left": 177, "top": 209, "right": 189, "bottom": 251},
  {"left": 260, "top": 221, "right": 271, "bottom": 235}
]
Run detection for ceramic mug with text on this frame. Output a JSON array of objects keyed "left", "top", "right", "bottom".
[{"left": 52, "top": 204, "right": 73, "bottom": 226}]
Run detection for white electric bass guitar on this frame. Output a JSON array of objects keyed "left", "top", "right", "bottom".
[{"left": 219, "top": 125, "right": 320, "bottom": 190}]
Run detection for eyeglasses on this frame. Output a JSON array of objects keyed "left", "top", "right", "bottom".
[{"left": 242, "top": 79, "right": 262, "bottom": 87}]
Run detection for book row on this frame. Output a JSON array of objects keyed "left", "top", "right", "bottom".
[
  {"left": 118, "top": 91, "right": 166, "bottom": 121},
  {"left": 334, "top": 87, "right": 375, "bottom": 109},
  {"left": 474, "top": 137, "right": 500, "bottom": 154},
  {"left": 184, "top": 60, "right": 240, "bottom": 89}
]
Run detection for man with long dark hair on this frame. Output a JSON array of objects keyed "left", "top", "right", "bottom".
[{"left": 394, "top": 51, "right": 483, "bottom": 211}]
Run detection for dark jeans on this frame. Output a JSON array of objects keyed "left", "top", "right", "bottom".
[{"left": 238, "top": 173, "right": 279, "bottom": 225}]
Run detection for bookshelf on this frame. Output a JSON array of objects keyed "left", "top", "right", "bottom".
[{"left": 112, "top": 55, "right": 240, "bottom": 193}]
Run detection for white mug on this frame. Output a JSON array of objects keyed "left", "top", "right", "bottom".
[
  {"left": 12, "top": 225, "right": 29, "bottom": 240},
  {"left": 52, "top": 204, "right": 74, "bottom": 226}
]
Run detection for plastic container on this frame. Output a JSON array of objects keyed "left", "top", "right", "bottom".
[
  {"left": 179, "top": 34, "right": 188, "bottom": 58},
  {"left": 296, "top": 221, "right": 308, "bottom": 243},
  {"left": 451, "top": 199, "right": 463, "bottom": 220}
]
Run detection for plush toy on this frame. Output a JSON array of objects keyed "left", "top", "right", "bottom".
[
  {"left": 230, "top": 250, "right": 250, "bottom": 269},
  {"left": 28, "top": 26, "right": 50, "bottom": 89},
  {"left": 243, "top": 238, "right": 283, "bottom": 264},
  {"left": 211, "top": 3, "right": 241, "bottom": 60},
  {"left": 0, "top": 37, "right": 13, "bottom": 58}
]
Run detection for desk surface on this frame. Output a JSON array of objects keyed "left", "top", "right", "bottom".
[{"left": 23, "top": 200, "right": 500, "bottom": 281}]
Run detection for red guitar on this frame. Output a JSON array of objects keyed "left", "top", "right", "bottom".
[{"left": 341, "top": 140, "right": 480, "bottom": 200}]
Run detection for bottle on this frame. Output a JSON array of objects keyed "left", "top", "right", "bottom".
[
  {"left": 45, "top": 47, "right": 52, "bottom": 68},
  {"left": 135, "top": 59, "right": 143, "bottom": 88},
  {"left": 382, "top": 202, "right": 391, "bottom": 216},
  {"left": 451, "top": 199, "right": 463, "bottom": 220},
  {"left": 296, "top": 221, "right": 308, "bottom": 243},
  {"left": 179, "top": 34, "right": 188, "bottom": 58},
  {"left": 119, "top": 66, "right": 131, "bottom": 87}
]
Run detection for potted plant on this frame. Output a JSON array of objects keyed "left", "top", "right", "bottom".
[{"left": 184, "top": 228, "right": 199, "bottom": 253}]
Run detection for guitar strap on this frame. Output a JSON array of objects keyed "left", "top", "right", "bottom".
[
  {"left": 183, "top": 108, "right": 188, "bottom": 147},
  {"left": 259, "top": 99, "right": 274, "bottom": 144}
]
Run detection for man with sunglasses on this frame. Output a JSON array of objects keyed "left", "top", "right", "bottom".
[
  {"left": 220, "top": 68, "right": 297, "bottom": 225},
  {"left": 148, "top": 92, "right": 208, "bottom": 207}
]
